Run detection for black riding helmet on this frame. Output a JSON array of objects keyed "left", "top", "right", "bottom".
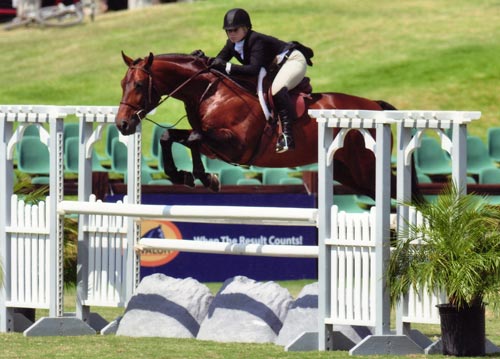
[{"left": 222, "top": 8, "right": 252, "bottom": 30}]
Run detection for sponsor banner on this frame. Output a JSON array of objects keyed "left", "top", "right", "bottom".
[{"left": 107, "top": 193, "right": 317, "bottom": 282}]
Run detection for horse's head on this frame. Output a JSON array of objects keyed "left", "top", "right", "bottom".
[{"left": 116, "top": 51, "right": 160, "bottom": 135}]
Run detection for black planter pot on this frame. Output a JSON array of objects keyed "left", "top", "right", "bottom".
[{"left": 437, "top": 303, "right": 486, "bottom": 357}]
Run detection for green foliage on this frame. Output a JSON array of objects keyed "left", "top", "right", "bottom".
[
  {"left": 63, "top": 217, "right": 78, "bottom": 286},
  {"left": 388, "top": 183, "right": 500, "bottom": 310}
]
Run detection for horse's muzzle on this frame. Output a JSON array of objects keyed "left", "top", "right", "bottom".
[{"left": 117, "top": 118, "right": 137, "bottom": 135}]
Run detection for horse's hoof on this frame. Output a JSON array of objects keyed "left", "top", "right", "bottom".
[
  {"left": 209, "top": 174, "right": 221, "bottom": 192},
  {"left": 182, "top": 171, "right": 196, "bottom": 188}
]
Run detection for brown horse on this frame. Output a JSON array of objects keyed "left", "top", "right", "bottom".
[{"left": 116, "top": 52, "right": 407, "bottom": 199}]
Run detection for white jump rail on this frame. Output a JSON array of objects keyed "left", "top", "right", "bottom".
[
  {"left": 135, "top": 238, "right": 319, "bottom": 258},
  {"left": 58, "top": 201, "right": 318, "bottom": 227}
]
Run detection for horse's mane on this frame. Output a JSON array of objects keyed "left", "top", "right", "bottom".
[
  {"left": 155, "top": 53, "right": 210, "bottom": 67},
  {"left": 140, "top": 52, "right": 258, "bottom": 96}
]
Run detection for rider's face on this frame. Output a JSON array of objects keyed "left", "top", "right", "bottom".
[{"left": 225, "top": 26, "right": 248, "bottom": 43}]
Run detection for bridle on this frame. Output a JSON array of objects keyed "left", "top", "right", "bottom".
[
  {"left": 119, "top": 61, "right": 211, "bottom": 124},
  {"left": 119, "top": 65, "right": 160, "bottom": 123}
]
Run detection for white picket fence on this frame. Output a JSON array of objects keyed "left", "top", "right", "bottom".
[
  {"left": 82, "top": 195, "right": 129, "bottom": 307},
  {"left": 326, "top": 207, "right": 377, "bottom": 326},
  {"left": 5, "top": 195, "right": 51, "bottom": 309}
]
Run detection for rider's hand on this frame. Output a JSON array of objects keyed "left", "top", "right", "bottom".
[
  {"left": 190, "top": 49, "right": 205, "bottom": 58},
  {"left": 210, "top": 57, "right": 227, "bottom": 72}
]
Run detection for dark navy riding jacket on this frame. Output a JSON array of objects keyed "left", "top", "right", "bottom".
[{"left": 215, "top": 30, "right": 289, "bottom": 76}]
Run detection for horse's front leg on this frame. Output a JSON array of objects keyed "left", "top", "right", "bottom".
[
  {"left": 187, "top": 132, "right": 221, "bottom": 192},
  {"left": 159, "top": 129, "right": 195, "bottom": 187}
]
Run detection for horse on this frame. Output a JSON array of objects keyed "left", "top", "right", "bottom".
[{"left": 116, "top": 51, "right": 415, "bottom": 200}]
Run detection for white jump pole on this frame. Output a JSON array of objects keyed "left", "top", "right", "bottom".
[
  {"left": 136, "top": 238, "right": 318, "bottom": 258},
  {"left": 58, "top": 201, "right": 318, "bottom": 227}
]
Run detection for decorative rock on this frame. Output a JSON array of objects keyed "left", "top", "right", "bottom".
[
  {"left": 197, "top": 276, "right": 293, "bottom": 343},
  {"left": 275, "top": 282, "right": 318, "bottom": 346},
  {"left": 116, "top": 274, "right": 213, "bottom": 338}
]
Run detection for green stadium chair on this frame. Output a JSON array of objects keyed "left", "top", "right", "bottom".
[
  {"left": 158, "top": 142, "right": 193, "bottom": 173},
  {"left": 466, "top": 136, "right": 497, "bottom": 177},
  {"left": 236, "top": 178, "right": 262, "bottom": 185},
  {"left": 203, "top": 155, "right": 234, "bottom": 174},
  {"left": 25, "top": 124, "right": 41, "bottom": 137},
  {"left": 262, "top": 168, "right": 300, "bottom": 185},
  {"left": 278, "top": 177, "right": 304, "bottom": 185},
  {"left": 17, "top": 137, "right": 50, "bottom": 175},
  {"left": 63, "top": 123, "right": 79, "bottom": 140},
  {"left": 333, "top": 195, "right": 366, "bottom": 213},
  {"left": 478, "top": 167, "right": 500, "bottom": 205},
  {"left": 355, "top": 195, "right": 376, "bottom": 209},
  {"left": 111, "top": 137, "right": 165, "bottom": 184},
  {"left": 219, "top": 167, "right": 246, "bottom": 185},
  {"left": 295, "top": 163, "right": 318, "bottom": 172},
  {"left": 64, "top": 137, "right": 109, "bottom": 174},
  {"left": 479, "top": 167, "right": 500, "bottom": 184},
  {"left": 487, "top": 127, "right": 500, "bottom": 164},
  {"left": 249, "top": 165, "right": 266, "bottom": 174},
  {"left": 146, "top": 178, "right": 173, "bottom": 185},
  {"left": 110, "top": 138, "right": 127, "bottom": 175},
  {"left": 414, "top": 137, "right": 452, "bottom": 177},
  {"left": 145, "top": 125, "right": 165, "bottom": 163},
  {"left": 417, "top": 173, "right": 432, "bottom": 183},
  {"left": 100, "top": 125, "right": 118, "bottom": 161}
]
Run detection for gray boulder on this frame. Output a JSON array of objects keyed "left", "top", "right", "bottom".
[
  {"left": 275, "top": 282, "right": 318, "bottom": 346},
  {"left": 197, "top": 276, "right": 293, "bottom": 343},
  {"left": 116, "top": 274, "right": 213, "bottom": 338}
]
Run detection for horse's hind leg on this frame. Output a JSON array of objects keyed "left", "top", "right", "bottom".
[{"left": 159, "top": 129, "right": 195, "bottom": 187}]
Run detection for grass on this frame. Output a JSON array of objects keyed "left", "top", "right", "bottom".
[
  {"left": 2, "top": 283, "right": 500, "bottom": 359},
  {"left": 1, "top": 0, "right": 500, "bottom": 357},
  {"left": 0, "top": 0, "right": 498, "bottom": 153},
  {"left": 1, "top": 281, "right": 499, "bottom": 358}
]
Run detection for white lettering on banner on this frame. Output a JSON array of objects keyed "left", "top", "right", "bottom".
[
  {"left": 269, "top": 235, "right": 303, "bottom": 245},
  {"left": 191, "top": 235, "right": 304, "bottom": 245}
]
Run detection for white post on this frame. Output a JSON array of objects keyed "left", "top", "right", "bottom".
[
  {"left": 125, "top": 124, "right": 141, "bottom": 304},
  {"left": 0, "top": 109, "right": 15, "bottom": 332},
  {"left": 48, "top": 117, "right": 65, "bottom": 318},
  {"left": 317, "top": 118, "right": 334, "bottom": 350},
  {"left": 75, "top": 115, "right": 94, "bottom": 324},
  {"left": 373, "top": 122, "right": 392, "bottom": 335}
]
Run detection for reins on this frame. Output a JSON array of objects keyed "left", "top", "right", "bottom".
[{"left": 121, "top": 62, "right": 210, "bottom": 130}]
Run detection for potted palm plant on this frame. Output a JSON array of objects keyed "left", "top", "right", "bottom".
[{"left": 388, "top": 182, "right": 500, "bottom": 356}]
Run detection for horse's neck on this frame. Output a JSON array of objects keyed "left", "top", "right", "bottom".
[{"left": 154, "top": 61, "right": 210, "bottom": 102}]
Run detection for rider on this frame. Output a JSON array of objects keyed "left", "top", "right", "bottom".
[{"left": 210, "top": 8, "right": 313, "bottom": 153}]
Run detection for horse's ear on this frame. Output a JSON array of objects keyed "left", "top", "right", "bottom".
[
  {"left": 145, "top": 52, "right": 154, "bottom": 69},
  {"left": 122, "top": 51, "right": 133, "bottom": 67}
]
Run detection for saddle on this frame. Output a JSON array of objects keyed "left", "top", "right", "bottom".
[{"left": 265, "top": 77, "right": 313, "bottom": 120}]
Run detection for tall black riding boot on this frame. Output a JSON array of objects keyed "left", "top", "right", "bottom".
[{"left": 273, "top": 87, "right": 296, "bottom": 153}]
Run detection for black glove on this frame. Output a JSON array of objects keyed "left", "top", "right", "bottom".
[
  {"left": 210, "top": 57, "right": 227, "bottom": 72},
  {"left": 190, "top": 49, "right": 205, "bottom": 58}
]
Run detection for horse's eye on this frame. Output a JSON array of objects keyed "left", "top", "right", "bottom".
[{"left": 135, "top": 82, "right": 144, "bottom": 90}]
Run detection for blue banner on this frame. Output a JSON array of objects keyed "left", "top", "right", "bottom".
[{"left": 107, "top": 193, "right": 317, "bottom": 282}]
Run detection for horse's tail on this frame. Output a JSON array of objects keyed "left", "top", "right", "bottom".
[{"left": 375, "top": 100, "right": 398, "bottom": 111}]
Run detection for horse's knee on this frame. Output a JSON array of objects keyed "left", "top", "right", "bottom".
[
  {"left": 160, "top": 130, "right": 171, "bottom": 144},
  {"left": 187, "top": 131, "right": 203, "bottom": 143}
]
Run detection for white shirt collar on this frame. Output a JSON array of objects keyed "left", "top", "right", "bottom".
[{"left": 234, "top": 40, "right": 245, "bottom": 59}]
